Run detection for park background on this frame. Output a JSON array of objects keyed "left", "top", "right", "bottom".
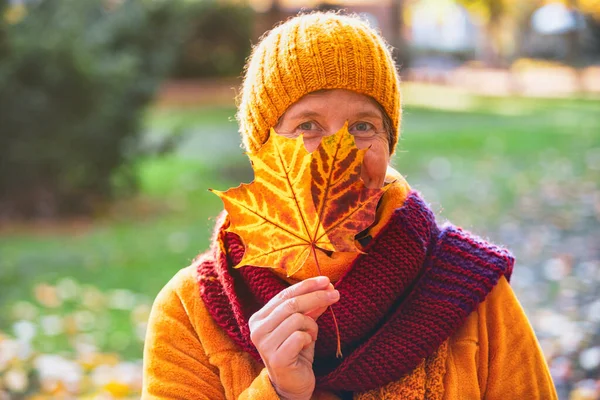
[{"left": 0, "top": 0, "right": 599, "bottom": 398}]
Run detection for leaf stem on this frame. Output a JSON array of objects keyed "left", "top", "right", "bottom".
[{"left": 311, "top": 245, "right": 343, "bottom": 358}]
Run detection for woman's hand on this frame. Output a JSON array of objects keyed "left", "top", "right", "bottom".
[{"left": 249, "top": 276, "right": 340, "bottom": 400}]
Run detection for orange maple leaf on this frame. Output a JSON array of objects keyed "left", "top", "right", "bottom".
[{"left": 211, "top": 124, "right": 387, "bottom": 277}]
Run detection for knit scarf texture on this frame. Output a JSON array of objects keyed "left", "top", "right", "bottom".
[{"left": 197, "top": 191, "right": 514, "bottom": 394}]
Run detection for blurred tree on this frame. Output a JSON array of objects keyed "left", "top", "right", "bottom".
[
  {"left": 252, "top": 0, "right": 286, "bottom": 46},
  {"left": 559, "top": 0, "right": 600, "bottom": 64},
  {"left": 566, "top": 0, "right": 583, "bottom": 66},
  {"left": 574, "top": 0, "right": 600, "bottom": 20},
  {"left": 170, "top": 1, "right": 254, "bottom": 78},
  {"left": 267, "top": 0, "right": 284, "bottom": 29},
  {"left": 391, "top": 0, "right": 411, "bottom": 69},
  {"left": 456, "top": 0, "right": 529, "bottom": 66},
  {"left": 0, "top": 0, "right": 188, "bottom": 219},
  {"left": 583, "top": 13, "right": 600, "bottom": 60},
  {"left": 521, "top": 1, "right": 598, "bottom": 66},
  {"left": 466, "top": 0, "right": 600, "bottom": 66}
]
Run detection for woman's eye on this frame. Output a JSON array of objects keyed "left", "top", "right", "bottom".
[
  {"left": 350, "top": 122, "right": 374, "bottom": 133},
  {"left": 298, "top": 122, "right": 316, "bottom": 131}
]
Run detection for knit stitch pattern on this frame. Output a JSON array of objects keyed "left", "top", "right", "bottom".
[
  {"left": 197, "top": 191, "right": 514, "bottom": 393},
  {"left": 236, "top": 12, "right": 402, "bottom": 154},
  {"left": 355, "top": 340, "right": 447, "bottom": 400}
]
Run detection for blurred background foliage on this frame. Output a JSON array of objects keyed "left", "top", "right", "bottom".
[
  {"left": 0, "top": 0, "right": 599, "bottom": 398},
  {"left": 170, "top": 1, "right": 254, "bottom": 78},
  {"left": 0, "top": 0, "right": 187, "bottom": 219},
  {"left": 0, "top": 0, "right": 252, "bottom": 220}
]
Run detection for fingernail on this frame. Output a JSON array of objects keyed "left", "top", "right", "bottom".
[
  {"left": 316, "top": 276, "right": 329, "bottom": 285},
  {"left": 329, "top": 290, "right": 340, "bottom": 300}
]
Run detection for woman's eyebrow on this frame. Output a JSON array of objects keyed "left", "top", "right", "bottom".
[
  {"left": 284, "top": 110, "right": 323, "bottom": 121},
  {"left": 281, "top": 108, "right": 382, "bottom": 123},
  {"left": 353, "top": 110, "right": 383, "bottom": 120}
]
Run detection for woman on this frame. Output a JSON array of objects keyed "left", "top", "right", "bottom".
[{"left": 142, "top": 12, "right": 557, "bottom": 399}]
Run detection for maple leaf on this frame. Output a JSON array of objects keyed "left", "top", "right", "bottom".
[
  {"left": 211, "top": 124, "right": 386, "bottom": 277},
  {"left": 311, "top": 127, "right": 386, "bottom": 253}
]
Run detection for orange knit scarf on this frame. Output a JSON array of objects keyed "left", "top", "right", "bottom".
[{"left": 354, "top": 340, "right": 448, "bottom": 400}]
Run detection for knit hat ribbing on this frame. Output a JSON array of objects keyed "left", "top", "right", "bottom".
[{"left": 236, "top": 12, "right": 402, "bottom": 154}]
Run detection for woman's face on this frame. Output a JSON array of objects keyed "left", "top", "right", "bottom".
[{"left": 275, "top": 89, "right": 390, "bottom": 189}]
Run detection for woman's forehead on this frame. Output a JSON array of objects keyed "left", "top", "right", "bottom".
[{"left": 282, "top": 89, "right": 383, "bottom": 120}]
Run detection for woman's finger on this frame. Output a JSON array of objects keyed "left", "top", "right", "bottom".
[
  {"left": 270, "top": 331, "right": 313, "bottom": 369},
  {"left": 304, "top": 305, "right": 329, "bottom": 321},
  {"left": 260, "top": 312, "right": 318, "bottom": 354},
  {"left": 251, "top": 276, "right": 331, "bottom": 322},
  {"left": 305, "top": 283, "right": 336, "bottom": 320},
  {"left": 257, "top": 288, "right": 339, "bottom": 335}
]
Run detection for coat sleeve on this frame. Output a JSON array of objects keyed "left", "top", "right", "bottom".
[
  {"left": 142, "top": 266, "right": 280, "bottom": 399},
  {"left": 479, "top": 276, "right": 558, "bottom": 399}
]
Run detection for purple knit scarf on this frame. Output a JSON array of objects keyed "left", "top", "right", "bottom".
[{"left": 197, "top": 191, "right": 514, "bottom": 393}]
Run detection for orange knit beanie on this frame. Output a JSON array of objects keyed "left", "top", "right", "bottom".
[{"left": 236, "top": 12, "right": 402, "bottom": 154}]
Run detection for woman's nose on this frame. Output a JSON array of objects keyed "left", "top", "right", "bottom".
[{"left": 303, "top": 136, "right": 322, "bottom": 152}]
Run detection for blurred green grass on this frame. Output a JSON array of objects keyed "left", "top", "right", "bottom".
[{"left": 1, "top": 92, "right": 599, "bottom": 359}]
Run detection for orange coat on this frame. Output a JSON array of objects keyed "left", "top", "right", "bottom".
[
  {"left": 142, "top": 178, "right": 557, "bottom": 399},
  {"left": 142, "top": 264, "right": 557, "bottom": 399}
]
